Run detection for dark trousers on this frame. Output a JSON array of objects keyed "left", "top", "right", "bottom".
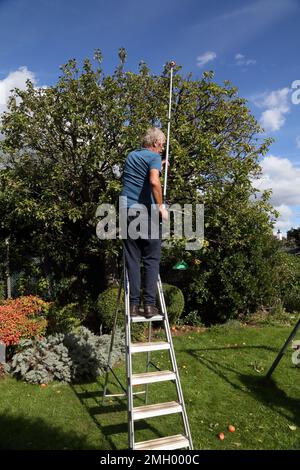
[{"left": 123, "top": 215, "right": 161, "bottom": 306}]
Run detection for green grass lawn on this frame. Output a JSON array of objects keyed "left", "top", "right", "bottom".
[{"left": 0, "top": 324, "right": 299, "bottom": 450}]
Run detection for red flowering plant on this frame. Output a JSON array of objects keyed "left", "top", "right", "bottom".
[{"left": 0, "top": 295, "right": 48, "bottom": 347}]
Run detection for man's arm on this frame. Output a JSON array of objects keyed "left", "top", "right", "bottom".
[{"left": 149, "top": 169, "right": 168, "bottom": 220}]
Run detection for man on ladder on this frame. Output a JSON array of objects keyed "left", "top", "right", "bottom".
[
  {"left": 104, "top": 62, "right": 193, "bottom": 450},
  {"left": 120, "top": 127, "right": 169, "bottom": 319}
]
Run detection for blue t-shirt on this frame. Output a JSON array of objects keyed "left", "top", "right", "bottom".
[{"left": 120, "top": 148, "right": 162, "bottom": 208}]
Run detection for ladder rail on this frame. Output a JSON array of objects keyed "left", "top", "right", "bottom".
[
  {"left": 102, "top": 276, "right": 123, "bottom": 404},
  {"left": 145, "top": 321, "right": 152, "bottom": 404},
  {"left": 124, "top": 265, "right": 135, "bottom": 450},
  {"left": 157, "top": 275, "right": 194, "bottom": 450}
]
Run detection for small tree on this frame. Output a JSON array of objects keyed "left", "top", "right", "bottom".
[{"left": 0, "top": 50, "right": 277, "bottom": 321}]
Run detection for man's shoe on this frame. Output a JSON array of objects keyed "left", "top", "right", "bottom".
[
  {"left": 144, "top": 305, "right": 159, "bottom": 319},
  {"left": 130, "top": 305, "right": 140, "bottom": 317}
]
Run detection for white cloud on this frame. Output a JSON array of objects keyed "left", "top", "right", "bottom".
[
  {"left": 196, "top": 51, "right": 217, "bottom": 67},
  {"left": 235, "top": 52, "right": 256, "bottom": 66},
  {"left": 255, "top": 155, "right": 300, "bottom": 206},
  {"left": 273, "top": 204, "right": 293, "bottom": 232},
  {"left": 253, "top": 87, "right": 290, "bottom": 132},
  {"left": 0, "top": 67, "right": 36, "bottom": 115},
  {"left": 254, "top": 154, "right": 300, "bottom": 233},
  {"left": 258, "top": 88, "right": 290, "bottom": 110},
  {"left": 260, "top": 108, "right": 286, "bottom": 132},
  {"left": 296, "top": 136, "right": 300, "bottom": 149}
]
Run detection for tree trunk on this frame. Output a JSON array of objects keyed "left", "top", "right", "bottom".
[{"left": 5, "top": 238, "right": 11, "bottom": 299}]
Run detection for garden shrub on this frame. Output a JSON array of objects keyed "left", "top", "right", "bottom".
[
  {"left": 278, "top": 254, "right": 300, "bottom": 312},
  {"left": 10, "top": 335, "right": 72, "bottom": 384},
  {"left": 161, "top": 224, "right": 289, "bottom": 325},
  {"left": 14, "top": 268, "right": 51, "bottom": 299},
  {"left": 46, "top": 302, "right": 85, "bottom": 334},
  {"left": 181, "top": 310, "right": 205, "bottom": 327},
  {"left": 283, "top": 287, "right": 300, "bottom": 312},
  {"left": 64, "top": 326, "right": 125, "bottom": 382},
  {"left": 10, "top": 326, "right": 125, "bottom": 384},
  {"left": 159, "top": 283, "right": 185, "bottom": 324},
  {"left": 245, "top": 305, "right": 296, "bottom": 327},
  {"left": 97, "top": 287, "right": 124, "bottom": 331},
  {"left": 97, "top": 286, "right": 144, "bottom": 339},
  {"left": 0, "top": 295, "right": 48, "bottom": 346}
]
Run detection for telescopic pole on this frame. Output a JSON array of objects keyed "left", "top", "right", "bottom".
[{"left": 163, "top": 61, "right": 176, "bottom": 204}]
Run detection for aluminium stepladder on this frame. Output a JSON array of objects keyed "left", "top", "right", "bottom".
[{"left": 103, "top": 256, "right": 193, "bottom": 450}]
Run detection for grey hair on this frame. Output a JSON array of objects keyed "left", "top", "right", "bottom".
[{"left": 141, "top": 127, "right": 166, "bottom": 148}]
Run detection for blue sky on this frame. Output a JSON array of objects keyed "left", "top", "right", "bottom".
[{"left": 0, "top": 0, "right": 300, "bottom": 233}]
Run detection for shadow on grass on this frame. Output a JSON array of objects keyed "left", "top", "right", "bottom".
[
  {"left": 240, "top": 374, "right": 300, "bottom": 429},
  {"left": 186, "top": 344, "right": 279, "bottom": 353},
  {"left": 186, "top": 347, "right": 300, "bottom": 428},
  {"left": 71, "top": 380, "right": 166, "bottom": 450},
  {"left": 0, "top": 412, "right": 97, "bottom": 450},
  {"left": 70, "top": 382, "right": 125, "bottom": 450}
]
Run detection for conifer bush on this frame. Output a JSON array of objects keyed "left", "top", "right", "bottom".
[
  {"left": 9, "top": 326, "right": 125, "bottom": 384},
  {"left": 64, "top": 326, "right": 125, "bottom": 382},
  {"left": 10, "top": 335, "right": 72, "bottom": 384}
]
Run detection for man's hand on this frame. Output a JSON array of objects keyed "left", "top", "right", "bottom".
[
  {"left": 159, "top": 205, "right": 168, "bottom": 221},
  {"left": 162, "top": 159, "right": 170, "bottom": 169}
]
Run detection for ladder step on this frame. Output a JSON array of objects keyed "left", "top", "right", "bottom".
[
  {"left": 131, "top": 341, "right": 170, "bottom": 353},
  {"left": 131, "top": 314, "right": 163, "bottom": 323},
  {"left": 132, "top": 370, "right": 176, "bottom": 385},
  {"left": 132, "top": 401, "right": 182, "bottom": 420},
  {"left": 134, "top": 434, "right": 189, "bottom": 450}
]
